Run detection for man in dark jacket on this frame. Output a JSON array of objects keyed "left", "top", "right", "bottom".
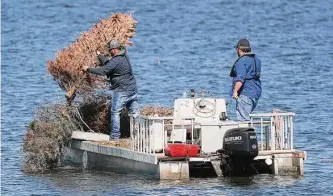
[
  {"left": 229, "top": 39, "right": 262, "bottom": 121},
  {"left": 83, "top": 40, "right": 139, "bottom": 140}
]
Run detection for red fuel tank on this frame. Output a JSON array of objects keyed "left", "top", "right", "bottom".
[
  {"left": 186, "top": 144, "right": 201, "bottom": 157},
  {"left": 164, "top": 143, "right": 200, "bottom": 157}
]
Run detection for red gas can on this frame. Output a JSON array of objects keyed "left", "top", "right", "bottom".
[
  {"left": 186, "top": 144, "right": 201, "bottom": 157},
  {"left": 164, "top": 143, "right": 200, "bottom": 157},
  {"left": 164, "top": 143, "right": 187, "bottom": 157}
]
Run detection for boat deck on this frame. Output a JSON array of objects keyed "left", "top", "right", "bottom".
[{"left": 68, "top": 131, "right": 306, "bottom": 179}]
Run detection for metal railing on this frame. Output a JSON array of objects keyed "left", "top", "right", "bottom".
[
  {"left": 129, "top": 115, "right": 196, "bottom": 154},
  {"left": 129, "top": 111, "right": 295, "bottom": 154},
  {"left": 250, "top": 112, "right": 295, "bottom": 151},
  {"left": 129, "top": 115, "right": 151, "bottom": 154}
]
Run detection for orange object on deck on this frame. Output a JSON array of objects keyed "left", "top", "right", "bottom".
[{"left": 164, "top": 143, "right": 200, "bottom": 157}]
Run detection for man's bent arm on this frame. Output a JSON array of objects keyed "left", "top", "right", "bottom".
[
  {"left": 233, "top": 58, "right": 246, "bottom": 95},
  {"left": 233, "top": 81, "right": 243, "bottom": 95}
]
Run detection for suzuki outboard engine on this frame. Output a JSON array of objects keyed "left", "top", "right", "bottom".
[{"left": 218, "top": 127, "right": 258, "bottom": 176}]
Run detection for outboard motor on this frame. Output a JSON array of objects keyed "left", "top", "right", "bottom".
[{"left": 218, "top": 128, "right": 258, "bottom": 176}]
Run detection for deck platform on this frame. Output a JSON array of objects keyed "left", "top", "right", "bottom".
[{"left": 65, "top": 137, "right": 306, "bottom": 179}]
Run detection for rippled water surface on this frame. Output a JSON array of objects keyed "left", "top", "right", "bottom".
[{"left": 2, "top": 0, "right": 333, "bottom": 195}]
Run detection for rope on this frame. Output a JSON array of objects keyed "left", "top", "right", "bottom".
[
  {"left": 75, "top": 107, "right": 95, "bottom": 133},
  {"left": 272, "top": 109, "right": 282, "bottom": 149},
  {"left": 251, "top": 163, "right": 259, "bottom": 175}
]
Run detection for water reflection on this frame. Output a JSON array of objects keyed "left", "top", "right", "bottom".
[{"left": 41, "top": 168, "right": 302, "bottom": 195}]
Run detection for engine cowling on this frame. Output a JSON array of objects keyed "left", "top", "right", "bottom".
[
  {"left": 223, "top": 127, "right": 258, "bottom": 158},
  {"left": 218, "top": 127, "right": 259, "bottom": 176}
]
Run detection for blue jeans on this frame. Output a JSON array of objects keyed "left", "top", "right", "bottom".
[
  {"left": 236, "top": 95, "right": 259, "bottom": 121},
  {"left": 111, "top": 91, "right": 139, "bottom": 139}
]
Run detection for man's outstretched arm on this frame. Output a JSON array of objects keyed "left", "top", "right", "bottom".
[{"left": 82, "top": 60, "right": 117, "bottom": 76}]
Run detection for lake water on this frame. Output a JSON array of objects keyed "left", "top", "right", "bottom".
[{"left": 2, "top": 0, "right": 333, "bottom": 195}]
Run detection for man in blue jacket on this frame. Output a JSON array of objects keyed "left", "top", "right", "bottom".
[
  {"left": 229, "top": 39, "right": 262, "bottom": 121},
  {"left": 83, "top": 40, "right": 139, "bottom": 140}
]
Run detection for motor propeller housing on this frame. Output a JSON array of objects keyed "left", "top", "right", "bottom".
[{"left": 218, "top": 128, "right": 259, "bottom": 176}]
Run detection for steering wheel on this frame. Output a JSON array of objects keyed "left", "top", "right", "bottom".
[{"left": 193, "top": 90, "right": 217, "bottom": 118}]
